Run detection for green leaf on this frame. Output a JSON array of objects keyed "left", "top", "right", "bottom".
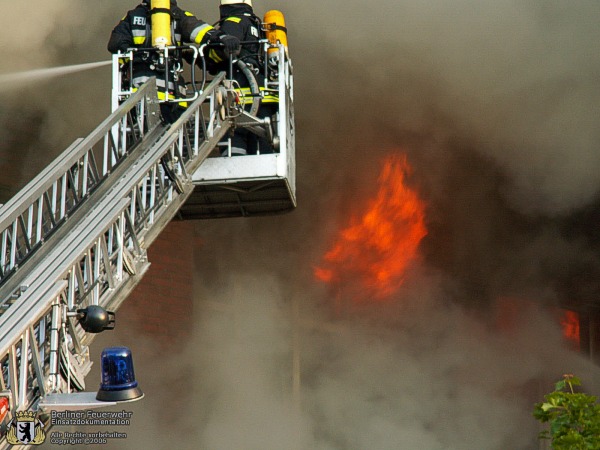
[
  {"left": 541, "top": 402, "right": 555, "bottom": 412},
  {"left": 533, "top": 375, "right": 600, "bottom": 449}
]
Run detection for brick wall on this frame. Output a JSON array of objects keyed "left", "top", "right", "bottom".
[
  {"left": 580, "top": 313, "right": 600, "bottom": 367},
  {"left": 118, "top": 220, "right": 195, "bottom": 351},
  {"left": 0, "top": 112, "right": 47, "bottom": 203}
]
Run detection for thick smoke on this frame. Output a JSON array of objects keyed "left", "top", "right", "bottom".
[
  {"left": 185, "top": 1, "right": 600, "bottom": 448},
  {"left": 185, "top": 228, "right": 600, "bottom": 450},
  {"left": 0, "top": 0, "right": 122, "bottom": 190},
  {"left": 2, "top": 1, "right": 600, "bottom": 449},
  {"left": 285, "top": 0, "right": 600, "bottom": 215},
  {"left": 279, "top": 0, "right": 600, "bottom": 310}
]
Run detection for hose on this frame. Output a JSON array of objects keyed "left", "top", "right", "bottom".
[{"left": 235, "top": 59, "right": 261, "bottom": 117}]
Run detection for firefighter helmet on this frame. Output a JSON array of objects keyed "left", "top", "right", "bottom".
[{"left": 220, "top": 0, "right": 253, "bottom": 6}]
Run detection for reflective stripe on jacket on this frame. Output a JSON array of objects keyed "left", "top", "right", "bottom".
[{"left": 108, "top": 2, "right": 218, "bottom": 53}]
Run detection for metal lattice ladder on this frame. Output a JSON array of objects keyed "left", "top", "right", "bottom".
[{"left": 0, "top": 74, "right": 231, "bottom": 447}]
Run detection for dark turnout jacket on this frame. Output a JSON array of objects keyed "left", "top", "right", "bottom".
[
  {"left": 217, "top": 4, "right": 263, "bottom": 66},
  {"left": 108, "top": 1, "right": 218, "bottom": 52},
  {"left": 108, "top": 1, "right": 222, "bottom": 96}
]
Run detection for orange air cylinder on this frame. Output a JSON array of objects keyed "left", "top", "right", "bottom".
[
  {"left": 151, "top": 0, "right": 172, "bottom": 48},
  {"left": 264, "top": 10, "right": 288, "bottom": 57}
]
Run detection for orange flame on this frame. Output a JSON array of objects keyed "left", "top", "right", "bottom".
[
  {"left": 315, "top": 154, "right": 427, "bottom": 301},
  {"left": 561, "top": 310, "right": 580, "bottom": 349}
]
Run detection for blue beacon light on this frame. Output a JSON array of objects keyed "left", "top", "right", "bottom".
[{"left": 96, "top": 347, "right": 144, "bottom": 402}]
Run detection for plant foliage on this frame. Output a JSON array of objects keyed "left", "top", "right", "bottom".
[{"left": 533, "top": 374, "right": 600, "bottom": 449}]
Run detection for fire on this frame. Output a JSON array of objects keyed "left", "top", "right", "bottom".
[
  {"left": 315, "top": 154, "right": 427, "bottom": 301},
  {"left": 561, "top": 310, "right": 580, "bottom": 349}
]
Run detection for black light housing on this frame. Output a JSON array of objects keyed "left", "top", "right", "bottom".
[{"left": 77, "top": 306, "right": 115, "bottom": 333}]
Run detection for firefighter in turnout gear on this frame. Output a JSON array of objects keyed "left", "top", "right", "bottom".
[
  {"left": 108, "top": 0, "right": 241, "bottom": 123},
  {"left": 217, "top": 0, "right": 277, "bottom": 155}
]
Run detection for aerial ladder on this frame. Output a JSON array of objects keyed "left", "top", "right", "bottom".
[{"left": 0, "top": 6, "right": 294, "bottom": 446}]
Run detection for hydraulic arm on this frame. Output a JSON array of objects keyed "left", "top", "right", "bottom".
[
  {"left": 0, "top": 73, "right": 231, "bottom": 444},
  {"left": 0, "top": 19, "right": 294, "bottom": 445}
]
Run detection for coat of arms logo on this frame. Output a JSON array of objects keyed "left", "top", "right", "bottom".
[{"left": 6, "top": 410, "right": 46, "bottom": 445}]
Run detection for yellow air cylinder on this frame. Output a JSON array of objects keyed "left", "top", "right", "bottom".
[
  {"left": 151, "top": 0, "right": 172, "bottom": 48},
  {"left": 264, "top": 10, "right": 288, "bottom": 57}
]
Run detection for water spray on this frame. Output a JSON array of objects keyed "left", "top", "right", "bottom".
[{"left": 0, "top": 60, "right": 111, "bottom": 93}]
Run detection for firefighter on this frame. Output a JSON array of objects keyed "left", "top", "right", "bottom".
[
  {"left": 216, "top": 0, "right": 277, "bottom": 155},
  {"left": 108, "top": 0, "right": 241, "bottom": 123}
]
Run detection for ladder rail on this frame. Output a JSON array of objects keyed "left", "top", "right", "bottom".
[
  {"left": 0, "top": 74, "right": 232, "bottom": 433},
  {"left": 0, "top": 81, "right": 161, "bottom": 290},
  {"left": 0, "top": 41, "right": 297, "bottom": 444}
]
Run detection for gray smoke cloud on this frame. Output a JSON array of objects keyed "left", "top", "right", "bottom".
[
  {"left": 0, "top": 0, "right": 122, "bottom": 189},
  {"left": 285, "top": 0, "right": 600, "bottom": 216},
  {"left": 2, "top": 1, "right": 600, "bottom": 449},
  {"left": 178, "top": 256, "right": 600, "bottom": 450},
  {"left": 279, "top": 0, "right": 600, "bottom": 311},
  {"left": 184, "top": 1, "right": 600, "bottom": 448}
]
